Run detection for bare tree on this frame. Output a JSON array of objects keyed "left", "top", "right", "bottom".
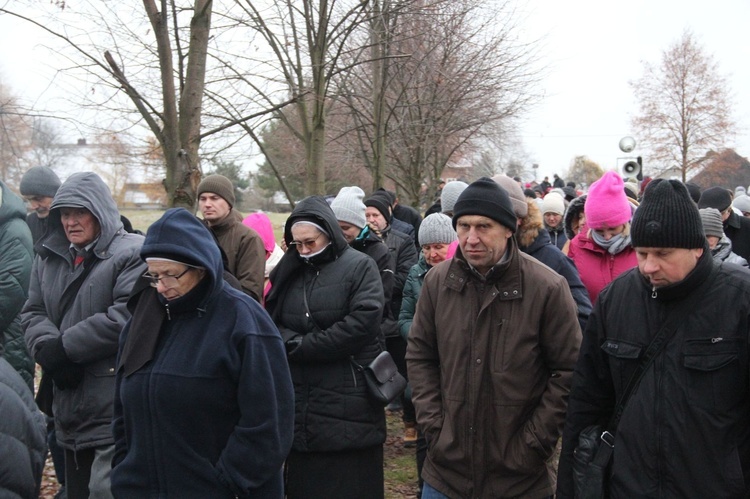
[
  {"left": 339, "top": 0, "right": 540, "bottom": 204},
  {"left": 28, "top": 117, "right": 69, "bottom": 169},
  {"left": 564, "top": 156, "right": 604, "bottom": 188},
  {"left": 0, "top": 81, "right": 32, "bottom": 185},
  {"left": 629, "top": 30, "right": 735, "bottom": 182}
]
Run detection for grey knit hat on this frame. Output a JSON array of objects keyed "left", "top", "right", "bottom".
[
  {"left": 331, "top": 186, "right": 367, "bottom": 228},
  {"left": 441, "top": 181, "right": 468, "bottom": 214},
  {"left": 19, "top": 166, "right": 61, "bottom": 198},
  {"left": 699, "top": 208, "right": 724, "bottom": 238},
  {"left": 418, "top": 213, "right": 457, "bottom": 246},
  {"left": 197, "top": 174, "right": 235, "bottom": 207},
  {"left": 490, "top": 174, "right": 528, "bottom": 218}
]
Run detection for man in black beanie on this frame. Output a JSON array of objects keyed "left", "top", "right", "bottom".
[
  {"left": 558, "top": 178, "right": 750, "bottom": 498},
  {"left": 698, "top": 185, "right": 750, "bottom": 261},
  {"left": 406, "top": 177, "right": 581, "bottom": 498},
  {"left": 19, "top": 166, "right": 61, "bottom": 244}
]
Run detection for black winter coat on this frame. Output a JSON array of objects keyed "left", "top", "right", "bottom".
[
  {"left": 520, "top": 228, "right": 591, "bottom": 332},
  {"left": 558, "top": 252, "right": 750, "bottom": 498},
  {"left": 725, "top": 210, "right": 750, "bottom": 262},
  {"left": 267, "top": 196, "right": 386, "bottom": 453},
  {"left": 382, "top": 226, "right": 418, "bottom": 336}
]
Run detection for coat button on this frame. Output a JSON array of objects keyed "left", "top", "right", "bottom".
[
  {"left": 503, "top": 291, "right": 508, "bottom": 296},
  {"left": 513, "top": 290, "right": 518, "bottom": 295},
  {"left": 476, "top": 358, "right": 481, "bottom": 364}
]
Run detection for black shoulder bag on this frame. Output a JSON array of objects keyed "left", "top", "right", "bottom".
[
  {"left": 300, "top": 276, "right": 405, "bottom": 405},
  {"left": 572, "top": 276, "right": 714, "bottom": 499}
]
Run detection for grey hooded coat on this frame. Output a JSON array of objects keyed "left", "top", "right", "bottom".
[{"left": 22, "top": 172, "right": 145, "bottom": 451}]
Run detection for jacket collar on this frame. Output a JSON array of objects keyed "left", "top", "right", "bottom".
[
  {"left": 725, "top": 210, "right": 741, "bottom": 230},
  {"left": 447, "top": 237, "right": 523, "bottom": 301}
]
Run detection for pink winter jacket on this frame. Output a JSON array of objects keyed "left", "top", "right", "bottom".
[{"left": 567, "top": 231, "right": 637, "bottom": 305}]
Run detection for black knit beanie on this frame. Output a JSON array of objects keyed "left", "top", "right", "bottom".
[
  {"left": 20, "top": 166, "right": 61, "bottom": 198},
  {"left": 697, "top": 186, "right": 732, "bottom": 212},
  {"left": 364, "top": 192, "right": 393, "bottom": 222},
  {"left": 452, "top": 177, "right": 517, "bottom": 233},
  {"left": 631, "top": 179, "right": 705, "bottom": 249},
  {"left": 197, "top": 174, "right": 235, "bottom": 208}
]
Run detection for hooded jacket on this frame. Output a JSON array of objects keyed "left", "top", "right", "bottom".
[
  {"left": 111, "top": 208, "right": 294, "bottom": 498},
  {"left": 517, "top": 199, "right": 592, "bottom": 331},
  {"left": 22, "top": 172, "right": 145, "bottom": 451},
  {"left": 407, "top": 237, "right": 581, "bottom": 498},
  {"left": 266, "top": 196, "right": 386, "bottom": 453},
  {"left": 0, "top": 182, "right": 34, "bottom": 389},
  {"left": 712, "top": 234, "right": 748, "bottom": 266},
  {"left": 558, "top": 252, "right": 750, "bottom": 498}
]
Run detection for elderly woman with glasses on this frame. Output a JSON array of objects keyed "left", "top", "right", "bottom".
[
  {"left": 266, "top": 196, "right": 386, "bottom": 499},
  {"left": 110, "top": 208, "right": 294, "bottom": 498}
]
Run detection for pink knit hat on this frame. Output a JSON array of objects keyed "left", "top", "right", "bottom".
[{"left": 584, "top": 171, "right": 631, "bottom": 229}]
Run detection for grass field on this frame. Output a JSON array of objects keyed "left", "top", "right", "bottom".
[{"left": 120, "top": 208, "right": 291, "bottom": 243}]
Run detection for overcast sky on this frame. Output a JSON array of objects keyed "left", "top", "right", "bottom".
[
  {"left": 518, "top": 0, "right": 750, "bottom": 181},
  {"left": 2, "top": 0, "right": 749, "bottom": 182}
]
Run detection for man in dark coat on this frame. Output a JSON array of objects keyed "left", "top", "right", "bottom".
[
  {"left": 407, "top": 178, "right": 581, "bottom": 498},
  {"left": 698, "top": 185, "right": 750, "bottom": 261},
  {"left": 19, "top": 165, "right": 61, "bottom": 245},
  {"left": 197, "top": 174, "right": 266, "bottom": 302},
  {"left": 558, "top": 179, "right": 750, "bottom": 497}
]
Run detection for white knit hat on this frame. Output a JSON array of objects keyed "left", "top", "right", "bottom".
[
  {"left": 441, "top": 181, "right": 468, "bottom": 214},
  {"left": 331, "top": 186, "right": 367, "bottom": 228},
  {"left": 541, "top": 192, "right": 565, "bottom": 216},
  {"left": 419, "top": 213, "right": 457, "bottom": 246}
]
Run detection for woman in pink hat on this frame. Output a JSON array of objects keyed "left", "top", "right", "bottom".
[{"left": 567, "top": 171, "right": 637, "bottom": 304}]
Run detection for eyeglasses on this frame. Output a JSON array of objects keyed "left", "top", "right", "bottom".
[
  {"left": 289, "top": 233, "right": 323, "bottom": 250},
  {"left": 142, "top": 266, "right": 198, "bottom": 288}
]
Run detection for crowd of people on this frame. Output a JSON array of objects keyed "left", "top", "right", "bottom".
[{"left": 4, "top": 166, "right": 750, "bottom": 498}]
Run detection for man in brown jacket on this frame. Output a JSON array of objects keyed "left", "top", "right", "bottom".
[
  {"left": 197, "top": 174, "right": 265, "bottom": 302},
  {"left": 406, "top": 177, "right": 581, "bottom": 498}
]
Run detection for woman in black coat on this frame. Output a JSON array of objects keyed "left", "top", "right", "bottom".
[{"left": 266, "top": 196, "right": 386, "bottom": 499}]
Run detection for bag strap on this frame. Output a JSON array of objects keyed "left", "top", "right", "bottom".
[{"left": 593, "top": 270, "right": 718, "bottom": 464}]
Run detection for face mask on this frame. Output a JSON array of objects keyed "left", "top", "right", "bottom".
[{"left": 298, "top": 243, "right": 331, "bottom": 260}]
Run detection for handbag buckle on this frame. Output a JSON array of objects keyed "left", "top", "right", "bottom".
[{"left": 600, "top": 430, "right": 615, "bottom": 448}]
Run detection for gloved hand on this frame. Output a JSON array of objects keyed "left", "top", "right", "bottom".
[
  {"left": 35, "top": 336, "right": 74, "bottom": 373},
  {"left": 52, "top": 364, "right": 85, "bottom": 390},
  {"left": 285, "top": 336, "right": 302, "bottom": 356}
]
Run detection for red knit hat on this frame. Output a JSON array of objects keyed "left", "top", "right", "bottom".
[{"left": 584, "top": 171, "right": 631, "bottom": 229}]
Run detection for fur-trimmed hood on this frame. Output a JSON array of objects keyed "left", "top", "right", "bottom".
[{"left": 517, "top": 198, "right": 544, "bottom": 249}]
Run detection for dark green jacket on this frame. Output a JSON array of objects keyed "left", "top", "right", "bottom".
[
  {"left": 0, "top": 181, "right": 34, "bottom": 389},
  {"left": 398, "top": 255, "right": 431, "bottom": 341}
]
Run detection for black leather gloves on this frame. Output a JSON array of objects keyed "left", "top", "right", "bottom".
[{"left": 35, "top": 337, "right": 85, "bottom": 390}]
